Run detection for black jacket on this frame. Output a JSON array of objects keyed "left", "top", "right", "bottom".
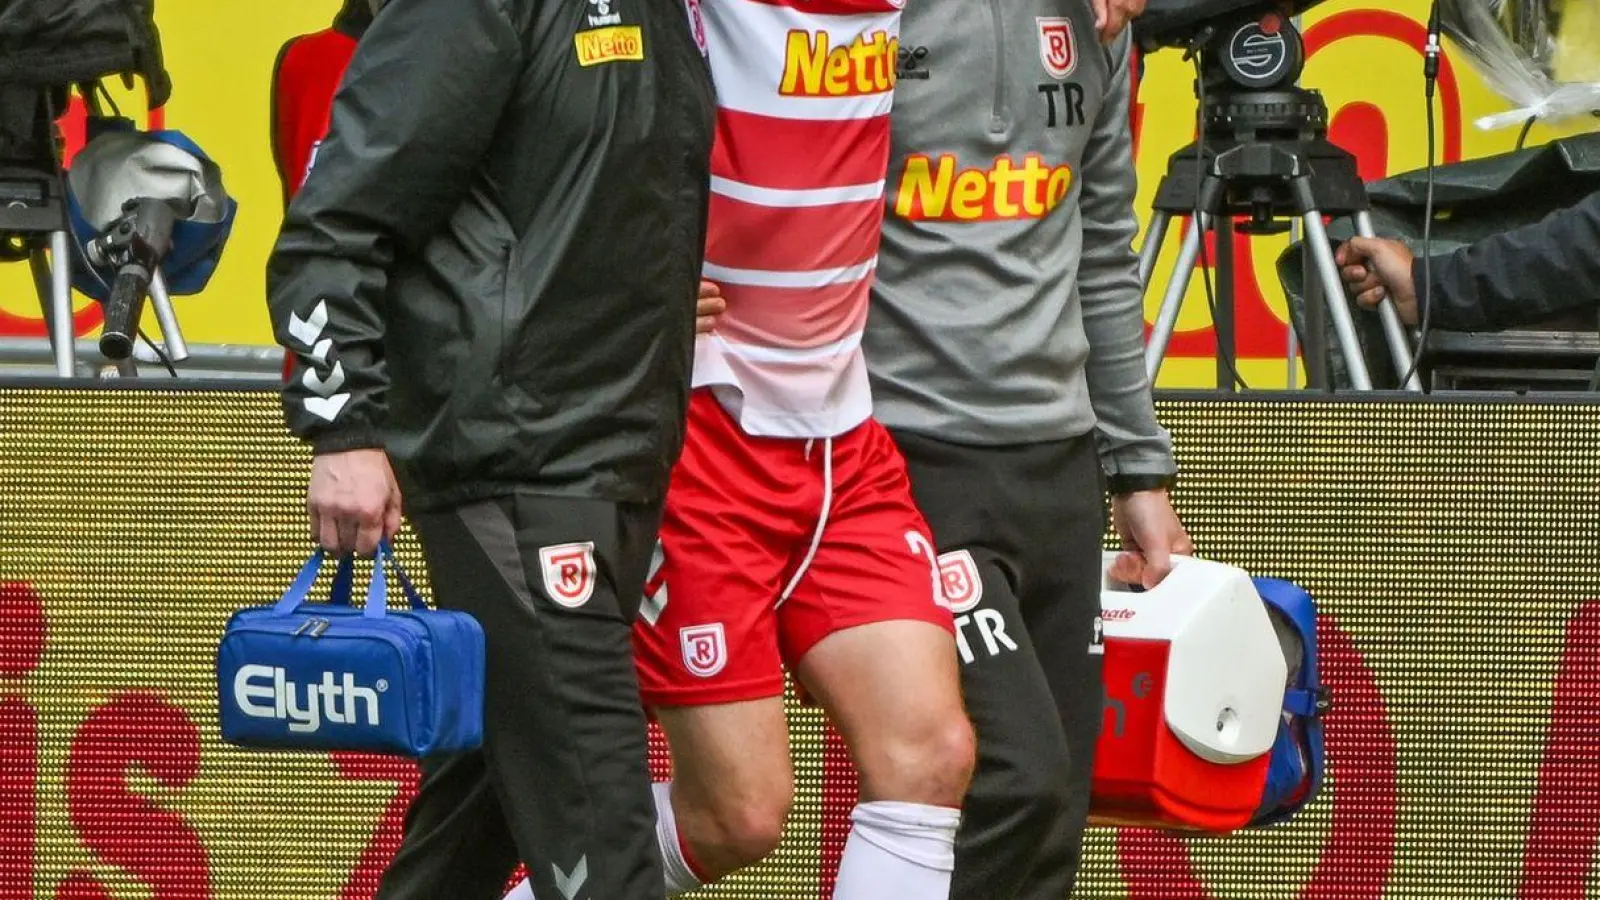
[
  {"left": 1415, "top": 189, "right": 1600, "bottom": 331},
  {"left": 268, "top": 0, "right": 716, "bottom": 511},
  {"left": 332, "top": 0, "right": 374, "bottom": 37}
]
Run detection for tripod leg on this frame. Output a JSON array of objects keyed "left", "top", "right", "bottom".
[
  {"left": 147, "top": 268, "right": 190, "bottom": 362},
  {"left": 29, "top": 246, "right": 53, "bottom": 332},
  {"left": 1301, "top": 239, "right": 1330, "bottom": 390},
  {"left": 48, "top": 230, "right": 75, "bottom": 378},
  {"left": 1286, "top": 316, "right": 1298, "bottom": 388},
  {"left": 1145, "top": 215, "right": 1205, "bottom": 382},
  {"left": 1300, "top": 211, "right": 1373, "bottom": 390},
  {"left": 1352, "top": 212, "right": 1423, "bottom": 391},
  {"left": 1214, "top": 215, "right": 1235, "bottom": 391},
  {"left": 1138, "top": 212, "right": 1172, "bottom": 290}
]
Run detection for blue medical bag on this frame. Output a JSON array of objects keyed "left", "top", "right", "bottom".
[
  {"left": 1250, "top": 577, "right": 1330, "bottom": 827},
  {"left": 216, "top": 541, "right": 484, "bottom": 757}
]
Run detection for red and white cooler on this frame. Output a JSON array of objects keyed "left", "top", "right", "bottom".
[{"left": 1088, "top": 553, "right": 1288, "bottom": 833}]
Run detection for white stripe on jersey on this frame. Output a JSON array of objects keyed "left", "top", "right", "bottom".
[
  {"left": 710, "top": 176, "right": 885, "bottom": 207},
  {"left": 709, "top": 331, "right": 864, "bottom": 364},
  {"left": 703, "top": 258, "right": 877, "bottom": 288}
]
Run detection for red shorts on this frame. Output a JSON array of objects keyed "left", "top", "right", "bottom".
[{"left": 633, "top": 389, "right": 955, "bottom": 708}]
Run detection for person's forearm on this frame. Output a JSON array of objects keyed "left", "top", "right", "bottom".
[
  {"left": 1079, "top": 31, "right": 1176, "bottom": 479},
  {"left": 1411, "top": 191, "right": 1600, "bottom": 331}
]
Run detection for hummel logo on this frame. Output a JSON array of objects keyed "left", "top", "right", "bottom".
[
  {"left": 552, "top": 856, "right": 589, "bottom": 900},
  {"left": 286, "top": 299, "right": 352, "bottom": 422},
  {"left": 897, "top": 45, "right": 930, "bottom": 80}
]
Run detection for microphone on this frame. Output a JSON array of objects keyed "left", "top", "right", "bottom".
[
  {"left": 1424, "top": 1, "right": 1443, "bottom": 99},
  {"left": 85, "top": 198, "right": 179, "bottom": 360}
]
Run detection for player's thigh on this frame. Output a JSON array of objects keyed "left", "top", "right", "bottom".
[
  {"left": 794, "top": 620, "right": 972, "bottom": 804},
  {"left": 634, "top": 528, "right": 793, "bottom": 848},
  {"left": 655, "top": 696, "right": 795, "bottom": 826},
  {"left": 783, "top": 475, "right": 970, "bottom": 800}
]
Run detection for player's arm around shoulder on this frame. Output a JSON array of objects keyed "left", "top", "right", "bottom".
[{"left": 696, "top": 280, "right": 725, "bottom": 335}]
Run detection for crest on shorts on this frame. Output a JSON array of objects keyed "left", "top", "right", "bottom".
[
  {"left": 680, "top": 623, "right": 728, "bottom": 678},
  {"left": 937, "top": 550, "right": 984, "bottom": 615},
  {"left": 1036, "top": 17, "right": 1078, "bottom": 80},
  {"left": 540, "top": 542, "right": 597, "bottom": 609}
]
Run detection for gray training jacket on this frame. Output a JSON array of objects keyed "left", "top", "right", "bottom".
[{"left": 865, "top": 1, "right": 1176, "bottom": 478}]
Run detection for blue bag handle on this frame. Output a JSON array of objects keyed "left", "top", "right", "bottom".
[
  {"left": 363, "top": 540, "right": 430, "bottom": 618},
  {"left": 271, "top": 540, "right": 428, "bottom": 617},
  {"left": 329, "top": 553, "right": 356, "bottom": 606}
]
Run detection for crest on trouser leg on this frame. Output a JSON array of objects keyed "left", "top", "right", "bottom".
[
  {"left": 539, "top": 542, "right": 597, "bottom": 609},
  {"left": 937, "top": 550, "right": 984, "bottom": 614}
]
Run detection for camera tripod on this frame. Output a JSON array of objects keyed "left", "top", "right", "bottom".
[
  {"left": 0, "top": 85, "right": 186, "bottom": 377},
  {"left": 1136, "top": 15, "right": 1420, "bottom": 391},
  {"left": 0, "top": 86, "right": 79, "bottom": 377}
]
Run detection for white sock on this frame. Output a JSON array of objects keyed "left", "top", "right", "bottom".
[
  {"left": 656, "top": 780, "right": 706, "bottom": 894},
  {"left": 831, "top": 801, "right": 960, "bottom": 900},
  {"left": 500, "top": 781, "right": 703, "bottom": 899}
]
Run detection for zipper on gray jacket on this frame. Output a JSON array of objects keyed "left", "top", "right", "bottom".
[{"left": 986, "top": 0, "right": 1008, "bottom": 133}]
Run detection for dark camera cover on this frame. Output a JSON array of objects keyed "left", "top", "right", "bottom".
[
  {"left": 0, "top": 0, "right": 170, "bottom": 106},
  {"left": 1134, "top": 0, "right": 1328, "bottom": 51}
]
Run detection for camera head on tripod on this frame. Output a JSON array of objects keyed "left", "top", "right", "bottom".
[
  {"left": 1135, "top": 0, "right": 1329, "bottom": 93},
  {"left": 1135, "top": 0, "right": 1342, "bottom": 151},
  {"left": 1134, "top": 0, "right": 1325, "bottom": 54}
]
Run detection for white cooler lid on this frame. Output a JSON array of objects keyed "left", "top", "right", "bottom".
[{"left": 1100, "top": 553, "right": 1287, "bottom": 765}]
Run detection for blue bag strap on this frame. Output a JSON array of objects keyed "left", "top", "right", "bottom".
[
  {"left": 329, "top": 553, "right": 356, "bottom": 606},
  {"left": 1307, "top": 717, "right": 1327, "bottom": 800},
  {"left": 1284, "top": 687, "right": 1329, "bottom": 717},
  {"left": 360, "top": 539, "right": 429, "bottom": 618},
  {"left": 271, "top": 551, "right": 326, "bottom": 615},
  {"left": 363, "top": 549, "right": 389, "bottom": 618},
  {"left": 382, "top": 541, "right": 430, "bottom": 612},
  {"left": 270, "top": 550, "right": 361, "bottom": 614}
]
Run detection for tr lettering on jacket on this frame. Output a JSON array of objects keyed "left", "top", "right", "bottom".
[
  {"left": 894, "top": 153, "right": 1074, "bottom": 222},
  {"left": 1038, "top": 82, "right": 1088, "bottom": 128}
]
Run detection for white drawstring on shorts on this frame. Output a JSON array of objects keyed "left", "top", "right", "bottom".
[{"left": 778, "top": 437, "right": 833, "bottom": 606}]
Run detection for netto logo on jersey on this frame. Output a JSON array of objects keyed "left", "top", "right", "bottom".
[
  {"left": 780, "top": 30, "right": 899, "bottom": 97},
  {"left": 896, "top": 45, "right": 930, "bottom": 80},
  {"left": 894, "top": 153, "right": 1074, "bottom": 222},
  {"left": 232, "top": 665, "right": 384, "bottom": 734}
]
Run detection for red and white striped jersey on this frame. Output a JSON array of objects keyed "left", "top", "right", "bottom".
[{"left": 693, "top": 0, "right": 904, "bottom": 439}]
